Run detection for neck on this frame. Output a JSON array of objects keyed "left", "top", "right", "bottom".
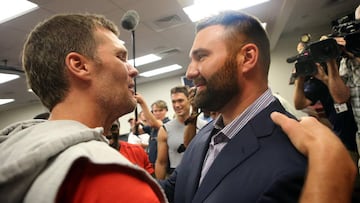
[
  {"left": 50, "top": 95, "right": 115, "bottom": 134},
  {"left": 220, "top": 85, "right": 268, "bottom": 126},
  {"left": 176, "top": 112, "right": 190, "bottom": 124}
]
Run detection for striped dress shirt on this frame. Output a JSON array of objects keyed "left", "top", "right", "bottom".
[{"left": 199, "top": 89, "right": 276, "bottom": 185}]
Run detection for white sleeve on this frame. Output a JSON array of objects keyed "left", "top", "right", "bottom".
[
  {"left": 138, "top": 133, "right": 150, "bottom": 145},
  {"left": 127, "top": 132, "right": 141, "bottom": 144}
]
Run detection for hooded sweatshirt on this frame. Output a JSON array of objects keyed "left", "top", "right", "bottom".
[{"left": 0, "top": 119, "right": 165, "bottom": 203}]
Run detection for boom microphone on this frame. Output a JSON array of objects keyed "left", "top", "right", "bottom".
[
  {"left": 121, "top": 10, "right": 140, "bottom": 31},
  {"left": 120, "top": 10, "right": 140, "bottom": 130}
]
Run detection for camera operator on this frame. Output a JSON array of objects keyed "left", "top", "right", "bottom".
[
  {"left": 333, "top": 4, "right": 360, "bottom": 176},
  {"left": 292, "top": 40, "right": 359, "bottom": 162}
]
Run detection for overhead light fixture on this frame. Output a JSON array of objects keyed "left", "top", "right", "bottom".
[
  {"left": 140, "top": 64, "right": 182, "bottom": 77},
  {"left": 0, "top": 73, "right": 19, "bottom": 84},
  {"left": 0, "top": 0, "right": 39, "bottom": 24},
  {"left": 128, "top": 54, "right": 162, "bottom": 67},
  {"left": 183, "top": 0, "right": 270, "bottom": 22},
  {"left": 0, "top": 99, "right": 15, "bottom": 105}
]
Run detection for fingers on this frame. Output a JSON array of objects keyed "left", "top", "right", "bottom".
[
  {"left": 270, "top": 112, "right": 308, "bottom": 155},
  {"left": 134, "top": 93, "right": 144, "bottom": 104},
  {"left": 334, "top": 37, "right": 346, "bottom": 46},
  {"left": 270, "top": 111, "right": 299, "bottom": 135}
]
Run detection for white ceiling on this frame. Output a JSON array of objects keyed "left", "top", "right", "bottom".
[{"left": 0, "top": 0, "right": 359, "bottom": 112}]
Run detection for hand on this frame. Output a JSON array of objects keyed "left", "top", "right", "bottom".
[
  {"left": 271, "top": 111, "right": 357, "bottom": 203},
  {"left": 270, "top": 111, "right": 340, "bottom": 156},
  {"left": 313, "top": 63, "right": 328, "bottom": 84},
  {"left": 134, "top": 93, "right": 145, "bottom": 105},
  {"left": 334, "top": 37, "right": 346, "bottom": 46}
]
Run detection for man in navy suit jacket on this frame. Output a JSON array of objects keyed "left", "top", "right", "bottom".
[{"left": 159, "top": 11, "right": 307, "bottom": 202}]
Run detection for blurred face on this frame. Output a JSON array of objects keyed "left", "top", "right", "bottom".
[
  {"left": 171, "top": 92, "right": 190, "bottom": 117},
  {"left": 152, "top": 105, "right": 167, "bottom": 120},
  {"left": 91, "top": 28, "right": 138, "bottom": 117},
  {"left": 186, "top": 25, "right": 239, "bottom": 112}
]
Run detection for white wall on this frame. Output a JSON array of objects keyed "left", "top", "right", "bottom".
[
  {"left": 0, "top": 75, "right": 183, "bottom": 134},
  {"left": 0, "top": 102, "right": 48, "bottom": 129},
  {"left": 119, "top": 75, "right": 183, "bottom": 134},
  {"left": 1, "top": 26, "right": 332, "bottom": 133}
]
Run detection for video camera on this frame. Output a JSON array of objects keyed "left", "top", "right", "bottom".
[
  {"left": 287, "top": 13, "right": 360, "bottom": 78},
  {"left": 330, "top": 13, "right": 360, "bottom": 57},
  {"left": 287, "top": 38, "right": 340, "bottom": 77}
]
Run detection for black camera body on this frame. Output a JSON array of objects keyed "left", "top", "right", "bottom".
[
  {"left": 331, "top": 14, "right": 360, "bottom": 57},
  {"left": 287, "top": 38, "right": 340, "bottom": 77},
  {"left": 288, "top": 13, "right": 359, "bottom": 82}
]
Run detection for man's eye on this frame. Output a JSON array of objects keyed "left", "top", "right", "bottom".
[
  {"left": 117, "top": 55, "right": 127, "bottom": 61},
  {"left": 197, "top": 54, "right": 206, "bottom": 61}
]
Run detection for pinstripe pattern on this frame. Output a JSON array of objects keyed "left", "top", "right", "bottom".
[{"left": 199, "top": 89, "right": 275, "bottom": 185}]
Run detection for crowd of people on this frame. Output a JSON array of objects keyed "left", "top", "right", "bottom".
[{"left": 0, "top": 5, "right": 359, "bottom": 203}]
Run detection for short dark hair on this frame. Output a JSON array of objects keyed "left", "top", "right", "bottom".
[
  {"left": 23, "top": 14, "right": 119, "bottom": 111},
  {"left": 196, "top": 11, "right": 270, "bottom": 74},
  {"left": 170, "top": 86, "right": 189, "bottom": 97},
  {"left": 33, "top": 112, "right": 50, "bottom": 119}
]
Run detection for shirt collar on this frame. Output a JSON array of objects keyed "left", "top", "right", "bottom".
[{"left": 212, "top": 88, "right": 275, "bottom": 140}]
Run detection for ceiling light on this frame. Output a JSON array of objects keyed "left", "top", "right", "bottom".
[
  {"left": 0, "top": 0, "right": 39, "bottom": 24},
  {"left": 128, "top": 54, "right": 162, "bottom": 67},
  {"left": 183, "top": 0, "right": 270, "bottom": 22},
  {"left": 0, "top": 73, "right": 19, "bottom": 84},
  {"left": 0, "top": 99, "right": 14, "bottom": 105},
  {"left": 140, "top": 64, "right": 182, "bottom": 77}
]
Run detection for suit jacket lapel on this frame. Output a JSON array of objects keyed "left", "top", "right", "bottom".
[
  {"left": 192, "top": 100, "right": 284, "bottom": 202},
  {"left": 178, "top": 123, "right": 214, "bottom": 202}
]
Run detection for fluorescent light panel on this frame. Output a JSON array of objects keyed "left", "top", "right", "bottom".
[
  {"left": 140, "top": 64, "right": 182, "bottom": 77},
  {"left": 0, "top": 99, "right": 14, "bottom": 105},
  {"left": 183, "top": 0, "right": 270, "bottom": 22},
  {"left": 0, "top": 0, "right": 39, "bottom": 24},
  {"left": 0, "top": 73, "right": 19, "bottom": 84},
  {"left": 128, "top": 54, "right": 161, "bottom": 67}
]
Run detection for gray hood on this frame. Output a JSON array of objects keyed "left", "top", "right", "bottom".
[{"left": 0, "top": 119, "right": 106, "bottom": 202}]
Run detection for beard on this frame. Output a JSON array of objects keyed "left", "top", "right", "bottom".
[{"left": 193, "top": 55, "right": 239, "bottom": 112}]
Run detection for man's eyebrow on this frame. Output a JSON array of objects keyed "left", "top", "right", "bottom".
[
  {"left": 116, "top": 48, "right": 128, "bottom": 58},
  {"left": 172, "top": 98, "right": 185, "bottom": 102},
  {"left": 189, "top": 48, "right": 208, "bottom": 57},
  {"left": 116, "top": 48, "right": 128, "bottom": 55}
]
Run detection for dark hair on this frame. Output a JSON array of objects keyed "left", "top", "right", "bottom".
[
  {"left": 33, "top": 112, "right": 50, "bottom": 119},
  {"left": 22, "top": 14, "right": 119, "bottom": 111},
  {"left": 170, "top": 86, "right": 189, "bottom": 97},
  {"left": 196, "top": 11, "right": 270, "bottom": 74}
]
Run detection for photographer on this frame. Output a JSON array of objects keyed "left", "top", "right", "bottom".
[
  {"left": 323, "top": 5, "right": 360, "bottom": 177},
  {"left": 292, "top": 41, "right": 358, "bottom": 159},
  {"left": 339, "top": 46, "right": 360, "bottom": 156}
]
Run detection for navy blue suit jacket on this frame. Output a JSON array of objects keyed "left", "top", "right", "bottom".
[{"left": 160, "top": 99, "right": 307, "bottom": 203}]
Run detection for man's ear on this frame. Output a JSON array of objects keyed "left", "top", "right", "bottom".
[
  {"left": 237, "top": 43, "right": 258, "bottom": 73},
  {"left": 65, "top": 52, "right": 91, "bottom": 80}
]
